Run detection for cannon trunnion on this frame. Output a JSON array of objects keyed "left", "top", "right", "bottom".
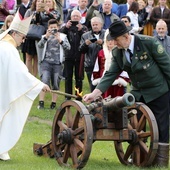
[{"left": 33, "top": 93, "right": 158, "bottom": 169}]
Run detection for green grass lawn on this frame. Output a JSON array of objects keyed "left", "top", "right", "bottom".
[{"left": 0, "top": 76, "right": 168, "bottom": 170}]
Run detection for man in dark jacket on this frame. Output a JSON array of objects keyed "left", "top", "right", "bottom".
[
  {"left": 60, "top": 9, "right": 88, "bottom": 99},
  {"left": 79, "top": 17, "right": 105, "bottom": 91},
  {"left": 65, "top": 0, "right": 90, "bottom": 27},
  {"left": 83, "top": 20, "right": 170, "bottom": 168},
  {"left": 86, "top": 0, "right": 119, "bottom": 29}
]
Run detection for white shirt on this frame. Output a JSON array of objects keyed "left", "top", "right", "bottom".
[
  {"left": 125, "top": 35, "right": 135, "bottom": 63},
  {"left": 126, "top": 11, "right": 140, "bottom": 33}
]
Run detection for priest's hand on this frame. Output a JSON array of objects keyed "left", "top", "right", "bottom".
[{"left": 42, "top": 84, "right": 50, "bottom": 92}]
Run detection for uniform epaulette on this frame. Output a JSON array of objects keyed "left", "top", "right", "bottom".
[{"left": 138, "top": 35, "right": 152, "bottom": 41}]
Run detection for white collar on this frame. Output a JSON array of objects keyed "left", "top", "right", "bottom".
[
  {"left": 22, "top": 1, "right": 30, "bottom": 8},
  {"left": 128, "top": 35, "right": 134, "bottom": 53}
]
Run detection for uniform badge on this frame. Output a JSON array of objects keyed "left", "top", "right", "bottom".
[
  {"left": 143, "top": 55, "right": 147, "bottom": 59},
  {"left": 157, "top": 45, "right": 164, "bottom": 54},
  {"left": 140, "top": 56, "right": 143, "bottom": 60},
  {"left": 140, "top": 52, "right": 148, "bottom": 60}
]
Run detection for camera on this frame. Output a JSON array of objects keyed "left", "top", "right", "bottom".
[
  {"left": 90, "top": 37, "right": 97, "bottom": 43},
  {"left": 51, "top": 29, "right": 58, "bottom": 35},
  {"left": 71, "top": 21, "right": 78, "bottom": 26}
]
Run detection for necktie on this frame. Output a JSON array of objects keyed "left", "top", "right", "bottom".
[{"left": 127, "top": 49, "right": 133, "bottom": 62}]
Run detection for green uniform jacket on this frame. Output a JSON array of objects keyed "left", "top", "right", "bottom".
[{"left": 97, "top": 34, "right": 170, "bottom": 103}]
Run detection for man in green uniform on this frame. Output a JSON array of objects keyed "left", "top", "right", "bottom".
[{"left": 83, "top": 20, "right": 170, "bottom": 167}]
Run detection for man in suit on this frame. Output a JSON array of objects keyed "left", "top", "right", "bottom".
[
  {"left": 116, "top": 0, "right": 134, "bottom": 18},
  {"left": 83, "top": 20, "right": 170, "bottom": 168},
  {"left": 60, "top": 10, "right": 88, "bottom": 99},
  {"left": 150, "top": 0, "right": 170, "bottom": 36}
]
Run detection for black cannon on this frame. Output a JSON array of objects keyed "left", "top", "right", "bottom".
[{"left": 33, "top": 93, "right": 158, "bottom": 169}]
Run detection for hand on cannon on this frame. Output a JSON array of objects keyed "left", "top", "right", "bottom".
[{"left": 83, "top": 89, "right": 103, "bottom": 103}]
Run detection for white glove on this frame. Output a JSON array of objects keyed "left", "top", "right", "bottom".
[
  {"left": 112, "top": 79, "right": 119, "bottom": 85},
  {"left": 118, "top": 77, "right": 128, "bottom": 87},
  {"left": 92, "top": 78, "right": 101, "bottom": 86}
]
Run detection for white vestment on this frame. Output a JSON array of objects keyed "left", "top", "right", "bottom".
[{"left": 0, "top": 40, "right": 44, "bottom": 154}]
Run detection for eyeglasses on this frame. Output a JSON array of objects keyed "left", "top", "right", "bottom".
[{"left": 16, "top": 32, "right": 26, "bottom": 40}]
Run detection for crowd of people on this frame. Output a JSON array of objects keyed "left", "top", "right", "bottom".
[
  {"left": 0, "top": 0, "right": 170, "bottom": 167},
  {"left": 0, "top": 0, "right": 170, "bottom": 108}
]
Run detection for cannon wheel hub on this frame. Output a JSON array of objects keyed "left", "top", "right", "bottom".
[{"left": 57, "top": 128, "right": 73, "bottom": 144}]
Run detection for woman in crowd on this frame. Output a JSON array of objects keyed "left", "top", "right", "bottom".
[
  {"left": 143, "top": 0, "right": 155, "bottom": 36},
  {"left": 0, "top": 14, "right": 14, "bottom": 33},
  {"left": 24, "top": 0, "right": 61, "bottom": 77},
  {"left": 137, "top": 0, "right": 147, "bottom": 34},
  {"left": 126, "top": 1, "right": 143, "bottom": 34},
  {"left": 0, "top": 0, "right": 9, "bottom": 28},
  {"left": 7, "top": 0, "right": 17, "bottom": 15}
]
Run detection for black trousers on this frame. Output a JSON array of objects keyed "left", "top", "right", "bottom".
[
  {"left": 139, "top": 91, "right": 170, "bottom": 143},
  {"left": 86, "top": 70, "right": 96, "bottom": 92},
  {"left": 64, "top": 60, "right": 83, "bottom": 99}
]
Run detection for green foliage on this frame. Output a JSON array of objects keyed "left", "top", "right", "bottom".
[{"left": 1, "top": 121, "right": 166, "bottom": 170}]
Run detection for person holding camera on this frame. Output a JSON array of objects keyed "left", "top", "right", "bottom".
[
  {"left": 24, "top": 0, "right": 61, "bottom": 77},
  {"left": 79, "top": 16, "right": 105, "bottom": 92},
  {"left": 37, "top": 19, "right": 70, "bottom": 109},
  {"left": 65, "top": 0, "right": 90, "bottom": 27},
  {"left": 60, "top": 9, "right": 88, "bottom": 100}
]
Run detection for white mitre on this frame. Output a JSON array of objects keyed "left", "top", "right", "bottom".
[{"left": 0, "top": 10, "right": 32, "bottom": 40}]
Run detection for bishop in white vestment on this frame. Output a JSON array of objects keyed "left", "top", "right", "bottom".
[{"left": 0, "top": 11, "right": 50, "bottom": 160}]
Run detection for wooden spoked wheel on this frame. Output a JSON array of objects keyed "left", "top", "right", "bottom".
[
  {"left": 114, "top": 102, "right": 159, "bottom": 167},
  {"left": 52, "top": 100, "right": 93, "bottom": 169}
]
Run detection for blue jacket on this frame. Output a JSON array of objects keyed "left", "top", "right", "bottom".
[{"left": 116, "top": 4, "right": 128, "bottom": 18}]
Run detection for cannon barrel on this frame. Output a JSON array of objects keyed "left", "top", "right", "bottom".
[
  {"left": 104, "top": 93, "right": 135, "bottom": 111},
  {"left": 86, "top": 93, "right": 135, "bottom": 112}
]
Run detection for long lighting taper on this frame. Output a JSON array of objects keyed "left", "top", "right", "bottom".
[{"left": 51, "top": 90, "right": 79, "bottom": 99}]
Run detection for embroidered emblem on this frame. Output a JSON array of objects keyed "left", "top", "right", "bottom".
[{"left": 157, "top": 44, "right": 164, "bottom": 54}]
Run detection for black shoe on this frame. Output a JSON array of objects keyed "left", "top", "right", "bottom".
[
  {"left": 50, "top": 102, "right": 56, "bottom": 109},
  {"left": 37, "top": 101, "right": 44, "bottom": 109}
]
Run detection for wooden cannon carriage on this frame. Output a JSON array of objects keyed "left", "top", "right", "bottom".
[{"left": 33, "top": 93, "right": 159, "bottom": 169}]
